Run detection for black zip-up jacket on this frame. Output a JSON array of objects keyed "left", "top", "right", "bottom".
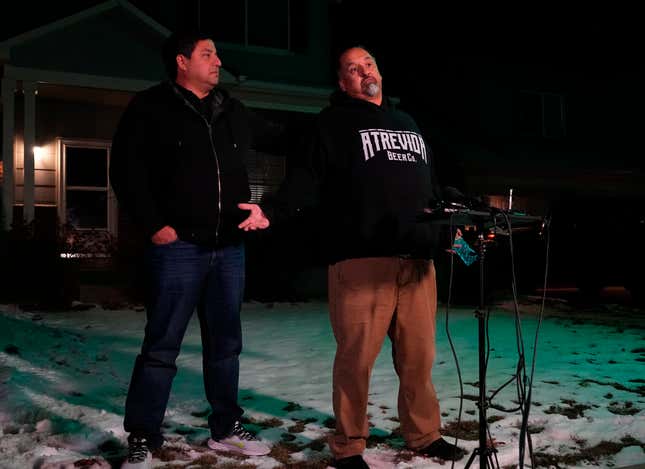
[
  {"left": 110, "top": 82, "right": 281, "bottom": 247},
  {"left": 267, "top": 91, "right": 442, "bottom": 264}
]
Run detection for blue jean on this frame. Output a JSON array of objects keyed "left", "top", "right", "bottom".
[{"left": 124, "top": 240, "right": 245, "bottom": 448}]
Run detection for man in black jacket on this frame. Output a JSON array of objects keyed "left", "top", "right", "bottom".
[
  {"left": 110, "top": 30, "right": 271, "bottom": 469},
  {"left": 249, "top": 46, "right": 466, "bottom": 468}
]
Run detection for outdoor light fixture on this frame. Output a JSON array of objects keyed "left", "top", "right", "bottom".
[{"left": 33, "top": 146, "right": 43, "bottom": 161}]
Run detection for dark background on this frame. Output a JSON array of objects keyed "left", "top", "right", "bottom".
[{"left": 2, "top": 1, "right": 643, "bottom": 305}]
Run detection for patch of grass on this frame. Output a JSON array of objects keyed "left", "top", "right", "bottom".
[
  {"left": 528, "top": 424, "right": 545, "bottom": 433},
  {"left": 154, "top": 445, "right": 194, "bottom": 462},
  {"left": 306, "top": 437, "right": 327, "bottom": 452},
  {"left": 487, "top": 415, "right": 505, "bottom": 424},
  {"left": 322, "top": 417, "right": 335, "bottom": 429},
  {"left": 257, "top": 417, "right": 284, "bottom": 429},
  {"left": 287, "top": 417, "right": 317, "bottom": 433},
  {"left": 579, "top": 378, "right": 645, "bottom": 397},
  {"left": 268, "top": 440, "right": 334, "bottom": 467},
  {"left": 395, "top": 449, "right": 419, "bottom": 463},
  {"left": 544, "top": 399, "right": 591, "bottom": 419},
  {"left": 607, "top": 401, "right": 640, "bottom": 416},
  {"left": 534, "top": 440, "right": 630, "bottom": 468},
  {"left": 288, "top": 421, "right": 306, "bottom": 433},
  {"left": 283, "top": 461, "right": 332, "bottom": 469},
  {"left": 283, "top": 402, "right": 303, "bottom": 412},
  {"left": 242, "top": 415, "right": 283, "bottom": 430},
  {"left": 441, "top": 420, "right": 479, "bottom": 440},
  {"left": 269, "top": 441, "right": 299, "bottom": 465},
  {"left": 212, "top": 463, "right": 255, "bottom": 469}
]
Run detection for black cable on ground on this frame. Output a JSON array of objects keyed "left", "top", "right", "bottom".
[
  {"left": 444, "top": 215, "right": 465, "bottom": 469},
  {"left": 518, "top": 215, "right": 551, "bottom": 469}
]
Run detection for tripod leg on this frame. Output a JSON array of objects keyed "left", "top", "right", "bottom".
[
  {"left": 463, "top": 448, "right": 479, "bottom": 469},
  {"left": 487, "top": 451, "right": 499, "bottom": 469}
]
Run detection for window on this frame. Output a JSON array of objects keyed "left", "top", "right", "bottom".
[
  {"left": 516, "top": 91, "right": 566, "bottom": 138},
  {"left": 202, "top": 0, "right": 307, "bottom": 52},
  {"left": 59, "top": 140, "right": 116, "bottom": 234}
]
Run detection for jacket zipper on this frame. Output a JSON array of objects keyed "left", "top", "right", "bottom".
[
  {"left": 171, "top": 84, "right": 223, "bottom": 245},
  {"left": 205, "top": 121, "right": 222, "bottom": 245}
]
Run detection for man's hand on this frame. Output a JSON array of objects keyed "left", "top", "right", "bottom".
[
  {"left": 151, "top": 225, "right": 178, "bottom": 245},
  {"left": 238, "top": 203, "right": 270, "bottom": 231}
]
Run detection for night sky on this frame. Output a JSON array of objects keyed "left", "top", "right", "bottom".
[
  {"left": 1, "top": 2, "right": 643, "bottom": 299},
  {"left": 2, "top": 2, "right": 643, "bottom": 172},
  {"left": 329, "top": 4, "right": 642, "bottom": 83}
]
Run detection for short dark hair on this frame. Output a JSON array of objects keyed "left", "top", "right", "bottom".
[
  {"left": 336, "top": 45, "right": 376, "bottom": 77},
  {"left": 162, "top": 30, "right": 214, "bottom": 80}
]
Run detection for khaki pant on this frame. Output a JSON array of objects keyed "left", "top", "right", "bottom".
[{"left": 328, "top": 257, "right": 441, "bottom": 459}]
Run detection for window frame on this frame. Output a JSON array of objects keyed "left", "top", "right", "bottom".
[
  {"left": 517, "top": 90, "right": 567, "bottom": 139},
  {"left": 202, "top": 0, "right": 299, "bottom": 53},
  {"left": 58, "top": 138, "right": 117, "bottom": 236}
]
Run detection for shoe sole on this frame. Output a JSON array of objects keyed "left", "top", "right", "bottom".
[{"left": 207, "top": 438, "right": 271, "bottom": 456}]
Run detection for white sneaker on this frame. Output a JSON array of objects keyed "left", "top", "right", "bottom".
[
  {"left": 121, "top": 437, "right": 152, "bottom": 469},
  {"left": 207, "top": 420, "right": 271, "bottom": 456}
]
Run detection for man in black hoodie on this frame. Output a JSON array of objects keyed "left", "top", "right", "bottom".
[
  {"left": 110, "top": 30, "right": 272, "bottom": 469},
  {"left": 250, "top": 47, "right": 466, "bottom": 468}
]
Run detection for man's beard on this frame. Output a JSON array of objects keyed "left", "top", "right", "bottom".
[{"left": 364, "top": 82, "right": 379, "bottom": 97}]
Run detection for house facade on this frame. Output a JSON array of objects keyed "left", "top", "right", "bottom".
[{"left": 1, "top": 0, "right": 332, "bottom": 242}]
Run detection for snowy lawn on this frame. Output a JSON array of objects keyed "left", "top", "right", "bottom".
[{"left": 0, "top": 299, "right": 644, "bottom": 468}]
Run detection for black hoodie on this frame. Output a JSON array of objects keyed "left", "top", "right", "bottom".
[
  {"left": 268, "top": 91, "right": 441, "bottom": 264},
  {"left": 110, "top": 82, "right": 281, "bottom": 247}
]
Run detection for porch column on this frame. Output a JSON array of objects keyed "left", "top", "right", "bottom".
[
  {"left": 1, "top": 78, "right": 16, "bottom": 231},
  {"left": 23, "top": 81, "right": 37, "bottom": 223}
]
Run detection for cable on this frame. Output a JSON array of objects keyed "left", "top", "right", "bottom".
[
  {"left": 443, "top": 208, "right": 551, "bottom": 468},
  {"left": 444, "top": 213, "right": 465, "bottom": 469},
  {"left": 500, "top": 211, "right": 532, "bottom": 468},
  {"left": 518, "top": 215, "right": 551, "bottom": 469},
  {"left": 489, "top": 211, "right": 551, "bottom": 468}
]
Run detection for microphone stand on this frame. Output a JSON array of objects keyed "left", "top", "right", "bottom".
[
  {"left": 421, "top": 204, "right": 542, "bottom": 469},
  {"left": 464, "top": 228, "right": 499, "bottom": 469}
]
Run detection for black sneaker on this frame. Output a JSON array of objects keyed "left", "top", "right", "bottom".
[
  {"left": 332, "top": 454, "right": 370, "bottom": 468},
  {"left": 121, "top": 436, "right": 152, "bottom": 469},
  {"left": 419, "top": 437, "right": 466, "bottom": 461},
  {"left": 207, "top": 420, "right": 271, "bottom": 456}
]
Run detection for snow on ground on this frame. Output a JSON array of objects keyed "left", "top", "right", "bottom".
[{"left": 0, "top": 299, "right": 644, "bottom": 468}]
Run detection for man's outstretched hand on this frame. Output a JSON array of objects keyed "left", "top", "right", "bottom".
[{"left": 238, "top": 203, "right": 270, "bottom": 231}]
